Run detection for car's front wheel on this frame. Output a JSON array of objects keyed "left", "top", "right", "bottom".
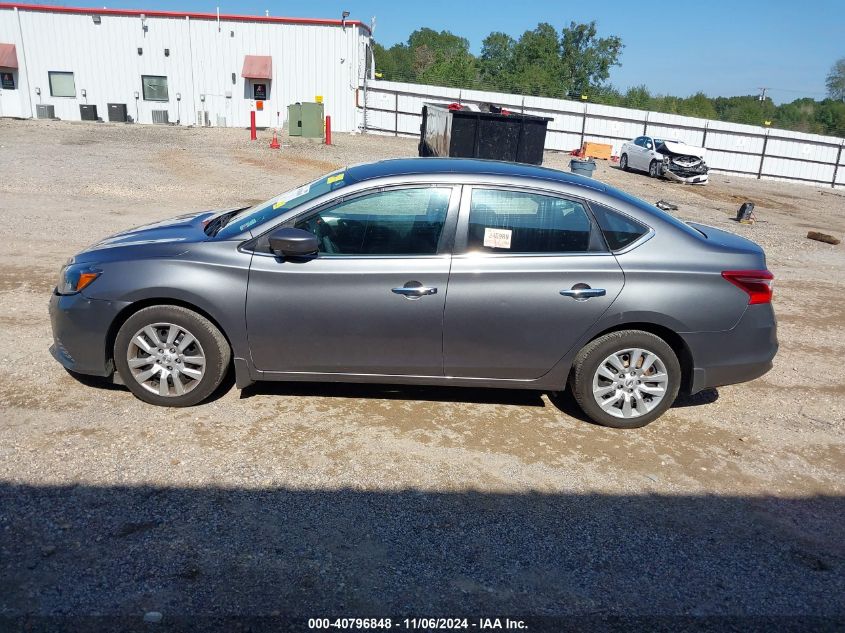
[
  {"left": 649, "top": 160, "right": 662, "bottom": 178},
  {"left": 570, "top": 330, "right": 681, "bottom": 428},
  {"left": 114, "top": 305, "right": 231, "bottom": 407},
  {"left": 619, "top": 153, "right": 629, "bottom": 171}
]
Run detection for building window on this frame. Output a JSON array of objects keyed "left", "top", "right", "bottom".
[
  {"left": 141, "top": 75, "right": 168, "bottom": 101},
  {"left": 48, "top": 71, "right": 75, "bottom": 97}
]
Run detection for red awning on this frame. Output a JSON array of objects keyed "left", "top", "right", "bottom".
[
  {"left": 0, "top": 43, "right": 18, "bottom": 69},
  {"left": 241, "top": 55, "right": 272, "bottom": 80}
]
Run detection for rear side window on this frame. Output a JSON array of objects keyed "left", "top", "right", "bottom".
[
  {"left": 590, "top": 203, "right": 649, "bottom": 251},
  {"left": 468, "top": 189, "right": 594, "bottom": 254}
]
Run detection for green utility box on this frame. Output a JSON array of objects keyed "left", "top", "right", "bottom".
[
  {"left": 287, "top": 103, "right": 302, "bottom": 136},
  {"left": 287, "top": 101, "right": 324, "bottom": 138}
]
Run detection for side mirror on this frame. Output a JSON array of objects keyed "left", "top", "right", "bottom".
[{"left": 268, "top": 227, "right": 319, "bottom": 258}]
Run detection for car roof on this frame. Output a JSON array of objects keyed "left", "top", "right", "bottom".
[{"left": 345, "top": 158, "right": 607, "bottom": 192}]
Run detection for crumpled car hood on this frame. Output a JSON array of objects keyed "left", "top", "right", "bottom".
[{"left": 660, "top": 141, "right": 705, "bottom": 159}]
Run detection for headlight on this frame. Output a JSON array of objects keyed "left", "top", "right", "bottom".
[{"left": 56, "top": 263, "right": 102, "bottom": 295}]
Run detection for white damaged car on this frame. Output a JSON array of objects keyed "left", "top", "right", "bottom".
[{"left": 619, "top": 136, "right": 709, "bottom": 185}]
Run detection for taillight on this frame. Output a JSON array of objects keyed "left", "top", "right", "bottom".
[{"left": 721, "top": 270, "right": 774, "bottom": 305}]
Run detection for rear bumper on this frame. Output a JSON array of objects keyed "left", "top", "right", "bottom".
[
  {"left": 49, "top": 291, "right": 129, "bottom": 377},
  {"left": 682, "top": 304, "right": 778, "bottom": 393}
]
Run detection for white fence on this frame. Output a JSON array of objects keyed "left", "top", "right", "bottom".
[{"left": 362, "top": 80, "right": 845, "bottom": 189}]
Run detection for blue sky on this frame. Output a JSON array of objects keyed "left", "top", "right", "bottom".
[{"left": 66, "top": 0, "right": 844, "bottom": 102}]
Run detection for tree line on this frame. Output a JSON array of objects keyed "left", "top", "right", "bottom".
[{"left": 372, "top": 24, "right": 845, "bottom": 138}]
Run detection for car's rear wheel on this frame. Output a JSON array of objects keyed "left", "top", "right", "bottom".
[
  {"left": 649, "top": 160, "right": 661, "bottom": 178},
  {"left": 114, "top": 305, "right": 230, "bottom": 407},
  {"left": 570, "top": 330, "right": 681, "bottom": 428},
  {"left": 620, "top": 154, "right": 629, "bottom": 171}
]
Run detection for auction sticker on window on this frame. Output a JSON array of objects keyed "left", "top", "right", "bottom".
[{"left": 483, "top": 227, "right": 512, "bottom": 249}]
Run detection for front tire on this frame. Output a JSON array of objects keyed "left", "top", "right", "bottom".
[
  {"left": 620, "top": 154, "right": 629, "bottom": 171},
  {"left": 570, "top": 330, "right": 681, "bottom": 429},
  {"left": 114, "top": 305, "right": 231, "bottom": 407},
  {"left": 649, "top": 160, "right": 662, "bottom": 178}
]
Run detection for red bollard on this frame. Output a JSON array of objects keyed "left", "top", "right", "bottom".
[
  {"left": 250, "top": 111, "right": 257, "bottom": 141},
  {"left": 325, "top": 115, "right": 332, "bottom": 145}
]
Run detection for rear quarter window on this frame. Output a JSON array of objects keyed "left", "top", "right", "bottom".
[
  {"left": 590, "top": 203, "right": 649, "bottom": 251},
  {"left": 604, "top": 187, "right": 706, "bottom": 241}
]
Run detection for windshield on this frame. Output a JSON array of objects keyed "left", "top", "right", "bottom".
[{"left": 216, "top": 168, "right": 353, "bottom": 239}]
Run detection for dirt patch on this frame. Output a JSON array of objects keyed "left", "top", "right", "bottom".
[
  {"left": 0, "top": 266, "right": 57, "bottom": 293},
  {"left": 234, "top": 150, "right": 341, "bottom": 174},
  {"left": 684, "top": 186, "right": 801, "bottom": 212}
]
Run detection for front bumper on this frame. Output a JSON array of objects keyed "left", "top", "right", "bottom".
[
  {"left": 682, "top": 303, "right": 778, "bottom": 394},
  {"left": 48, "top": 291, "right": 130, "bottom": 377},
  {"left": 663, "top": 170, "right": 709, "bottom": 185}
]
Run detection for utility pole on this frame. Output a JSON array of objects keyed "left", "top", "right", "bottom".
[{"left": 757, "top": 87, "right": 768, "bottom": 102}]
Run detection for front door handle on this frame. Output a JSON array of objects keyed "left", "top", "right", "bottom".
[
  {"left": 560, "top": 285, "right": 606, "bottom": 301},
  {"left": 392, "top": 282, "right": 437, "bottom": 299}
]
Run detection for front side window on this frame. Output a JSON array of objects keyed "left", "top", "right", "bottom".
[
  {"left": 467, "top": 189, "right": 594, "bottom": 254},
  {"left": 48, "top": 71, "right": 75, "bottom": 97},
  {"left": 142, "top": 75, "right": 168, "bottom": 101},
  {"left": 295, "top": 187, "right": 451, "bottom": 256},
  {"left": 589, "top": 203, "right": 649, "bottom": 251}
]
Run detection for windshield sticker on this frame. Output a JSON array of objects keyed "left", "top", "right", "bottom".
[
  {"left": 272, "top": 200, "right": 286, "bottom": 210},
  {"left": 483, "top": 227, "right": 512, "bottom": 249},
  {"left": 239, "top": 218, "right": 258, "bottom": 231},
  {"left": 327, "top": 173, "right": 345, "bottom": 185}
]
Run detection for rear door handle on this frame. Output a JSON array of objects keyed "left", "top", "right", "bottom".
[
  {"left": 392, "top": 285, "right": 437, "bottom": 299},
  {"left": 560, "top": 287, "right": 606, "bottom": 300}
]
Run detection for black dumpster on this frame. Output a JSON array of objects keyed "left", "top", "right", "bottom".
[{"left": 419, "top": 104, "right": 551, "bottom": 165}]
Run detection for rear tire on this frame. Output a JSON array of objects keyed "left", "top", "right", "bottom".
[
  {"left": 570, "top": 330, "right": 681, "bottom": 429},
  {"left": 620, "top": 154, "right": 629, "bottom": 171},
  {"left": 114, "top": 305, "right": 230, "bottom": 407}
]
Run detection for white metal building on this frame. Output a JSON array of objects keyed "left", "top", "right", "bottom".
[{"left": 0, "top": 2, "right": 373, "bottom": 131}]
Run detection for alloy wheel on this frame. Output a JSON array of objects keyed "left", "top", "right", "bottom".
[
  {"left": 126, "top": 322, "right": 206, "bottom": 397},
  {"left": 591, "top": 347, "right": 669, "bottom": 419}
]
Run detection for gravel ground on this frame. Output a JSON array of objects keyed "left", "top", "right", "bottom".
[{"left": 0, "top": 119, "right": 843, "bottom": 624}]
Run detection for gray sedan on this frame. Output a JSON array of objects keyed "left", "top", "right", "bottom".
[{"left": 49, "top": 158, "right": 777, "bottom": 428}]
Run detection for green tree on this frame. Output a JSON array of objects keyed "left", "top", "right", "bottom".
[
  {"left": 591, "top": 84, "right": 623, "bottom": 106},
  {"left": 815, "top": 99, "right": 845, "bottom": 136},
  {"left": 479, "top": 32, "right": 516, "bottom": 91},
  {"left": 678, "top": 92, "right": 718, "bottom": 119},
  {"left": 560, "top": 21, "right": 623, "bottom": 96},
  {"left": 407, "top": 28, "right": 471, "bottom": 61},
  {"left": 826, "top": 57, "right": 845, "bottom": 101},
  {"left": 623, "top": 85, "right": 651, "bottom": 110},
  {"left": 508, "top": 23, "right": 563, "bottom": 96},
  {"left": 373, "top": 42, "right": 413, "bottom": 81}
]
